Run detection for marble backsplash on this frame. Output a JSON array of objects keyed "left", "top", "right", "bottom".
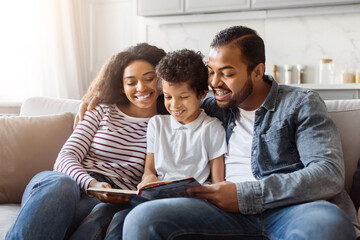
[{"left": 144, "top": 13, "right": 360, "bottom": 84}]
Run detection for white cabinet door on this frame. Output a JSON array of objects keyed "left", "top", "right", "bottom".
[
  {"left": 137, "top": 0, "right": 184, "bottom": 16},
  {"left": 185, "top": 0, "right": 250, "bottom": 13},
  {"left": 251, "top": 0, "right": 359, "bottom": 9}
]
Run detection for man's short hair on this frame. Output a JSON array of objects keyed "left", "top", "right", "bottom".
[{"left": 211, "top": 26, "right": 266, "bottom": 74}]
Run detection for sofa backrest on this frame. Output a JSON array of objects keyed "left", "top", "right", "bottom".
[
  {"left": 20, "top": 96, "right": 81, "bottom": 117},
  {"left": 325, "top": 99, "right": 360, "bottom": 193}
]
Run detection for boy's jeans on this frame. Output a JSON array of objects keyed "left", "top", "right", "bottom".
[
  {"left": 5, "top": 171, "right": 100, "bottom": 240},
  {"left": 123, "top": 197, "right": 356, "bottom": 240}
]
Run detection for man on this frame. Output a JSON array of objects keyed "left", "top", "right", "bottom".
[{"left": 122, "top": 26, "right": 359, "bottom": 239}]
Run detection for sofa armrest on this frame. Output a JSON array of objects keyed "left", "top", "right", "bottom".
[{"left": 325, "top": 99, "right": 360, "bottom": 192}]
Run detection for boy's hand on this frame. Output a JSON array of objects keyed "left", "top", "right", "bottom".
[
  {"left": 187, "top": 181, "right": 239, "bottom": 212},
  {"left": 137, "top": 175, "right": 158, "bottom": 190},
  {"left": 73, "top": 97, "right": 101, "bottom": 129},
  {"left": 87, "top": 180, "right": 131, "bottom": 204}
]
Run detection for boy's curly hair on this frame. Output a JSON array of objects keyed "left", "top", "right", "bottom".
[{"left": 156, "top": 49, "right": 208, "bottom": 97}]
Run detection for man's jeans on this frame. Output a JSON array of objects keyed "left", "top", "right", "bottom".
[
  {"left": 5, "top": 171, "right": 100, "bottom": 240},
  {"left": 123, "top": 197, "right": 356, "bottom": 240}
]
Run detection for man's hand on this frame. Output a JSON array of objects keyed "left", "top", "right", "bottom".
[
  {"left": 73, "top": 97, "right": 101, "bottom": 129},
  {"left": 187, "top": 181, "right": 239, "bottom": 212},
  {"left": 87, "top": 179, "right": 131, "bottom": 204}
]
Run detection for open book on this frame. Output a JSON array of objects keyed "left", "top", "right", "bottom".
[{"left": 87, "top": 177, "right": 200, "bottom": 201}]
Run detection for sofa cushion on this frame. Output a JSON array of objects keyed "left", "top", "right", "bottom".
[
  {"left": 0, "top": 204, "right": 21, "bottom": 240},
  {"left": 0, "top": 113, "right": 73, "bottom": 203},
  {"left": 325, "top": 99, "right": 360, "bottom": 193}
]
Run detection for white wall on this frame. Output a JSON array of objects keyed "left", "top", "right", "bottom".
[
  {"left": 88, "top": 0, "right": 140, "bottom": 81},
  {"left": 88, "top": 2, "right": 360, "bottom": 85},
  {"left": 139, "top": 12, "right": 360, "bottom": 84}
]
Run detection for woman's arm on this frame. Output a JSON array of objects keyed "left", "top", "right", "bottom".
[
  {"left": 54, "top": 106, "right": 103, "bottom": 191},
  {"left": 138, "top": 153, "right": 158, "bottom": 189},
  {"left": 210, "top": 155, "right": 225, "bottom": 183}
]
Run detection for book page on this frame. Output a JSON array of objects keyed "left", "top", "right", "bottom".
[
  {"left": 139, "top": 177, "right": 200, "bottom": 200},
  {"left": 87, "top": 187, "right": 138, "bottom": 196}
]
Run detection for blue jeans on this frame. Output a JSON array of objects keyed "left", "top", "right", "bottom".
[
  {"left": 5, "top": 171, "right": 100, "bottom": 240},
  {"left": 70, "top": 199, "right": 145, "bottom": 240},
  {"left": 123, "top": 198, "right": 356, "bottom": 240}
]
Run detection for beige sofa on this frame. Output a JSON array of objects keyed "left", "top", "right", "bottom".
[
  {"left": 0, "top": 97, "right": 81, "bottom": 239},
  {"left": 1, "top": 96, "right": 360, "bottom": 239}
]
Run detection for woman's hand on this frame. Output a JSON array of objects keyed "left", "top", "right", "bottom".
[
  {"left": 73, "top": 97, "right": 101, "bottom": 129},
  {"left": 87, "top": 179, "right": 131, "bottom": 204},
  {"left": 187, "top": 181, "right": 239, "bottom": 212}
]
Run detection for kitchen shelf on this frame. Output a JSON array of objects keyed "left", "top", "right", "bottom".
[
  {"left": 287, "top": 83, "right": 360, "bottom": 90},
  {"left": 286, "top": 83, "right": 360, "bottom": 100}
]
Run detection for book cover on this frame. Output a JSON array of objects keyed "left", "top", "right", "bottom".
[{"left": 87, "top": 177, "right": 200, "bottom": 201}]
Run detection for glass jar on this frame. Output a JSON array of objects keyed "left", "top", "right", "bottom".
[
  {"left": 356, "top": 67, "right": 360, "bottom": 84},
  {"left": 341, "top": 66, "right": 355, "bottom": 83},
  {"left": 319, "top": 59, "right": 334, "bottom": 84},
  {"left": 296, "top": 64, "right": 305, "bottom": 84},
  {"left": 284, "top": 64, "right": 292, "bottom": 84}
]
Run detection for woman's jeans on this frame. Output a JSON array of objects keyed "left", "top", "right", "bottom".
[
  {"left": 123, "top": 197, "right": 356, "bottom": 240},
  {"left": 5, "top": 171, "right": 100, "bottom": 240}
]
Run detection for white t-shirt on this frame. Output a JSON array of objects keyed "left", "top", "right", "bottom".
[
  {"left": 225, "top": 108, "right": 257, "bottom": 183},
  {"left": 147, "top": 110, "right": 227, "bottom": 184}
]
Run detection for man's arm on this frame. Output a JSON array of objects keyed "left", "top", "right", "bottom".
[
  {"left": 253, "top": 93, "right": 344, "bottom": 211},
  {"left": 73, "top": 74, "right": 103, "bottom": 128},
  {"left": 74, "top": 97, "right": 100, "bottom": 128},
  {"left": 244, "top": 93, "right": 344, "bottom": 214},
  {"left": 190, "top": 92, "right": 345, "bottom": 214}
]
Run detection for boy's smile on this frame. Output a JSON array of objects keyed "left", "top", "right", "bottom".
[{"left": 162, "top": 80, "right": 205, "bottom": 125}]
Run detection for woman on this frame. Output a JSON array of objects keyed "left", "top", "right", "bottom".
[{"left": 5, "top": 43, "right": 166, "bottom": 240}]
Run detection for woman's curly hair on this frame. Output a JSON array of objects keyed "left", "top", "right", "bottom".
[
  {"left": 83, "top": 43, "right": 166, "bottom": 104},
  {"left": 155, "top": 49, "right": 208, "bottom": 97}
]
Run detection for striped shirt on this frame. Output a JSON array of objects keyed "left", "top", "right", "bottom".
[{"left": 54, "top": 104, "right": 150, "bottom": 191}]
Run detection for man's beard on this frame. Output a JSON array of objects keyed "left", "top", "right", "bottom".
[{"left": 216, "top": 75, "right": 253, "bottom": 109}]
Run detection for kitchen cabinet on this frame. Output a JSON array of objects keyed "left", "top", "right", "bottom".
[
  {"left": 137, "top": 0, "right": 184, "bottom": 16},
  {"left": 137, "top": 0, "right": 250, "bottom": 16},
  {"left": 137, "top": 0, "right": 359, "bottom": 16},
  {"left": 251, "top": 0, "right": 359, "bottom": 9},
  {"left": 184, "top": 0, "right": 250, "bottom": 14}
]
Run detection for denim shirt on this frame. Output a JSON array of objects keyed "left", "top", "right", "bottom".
[{"left": 201, "top": 76, "right": 348, "bottom": 215}]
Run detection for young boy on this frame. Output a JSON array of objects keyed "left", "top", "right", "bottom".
[{"left": 139, "top": 49, "right": 227, "bottom": 188}]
